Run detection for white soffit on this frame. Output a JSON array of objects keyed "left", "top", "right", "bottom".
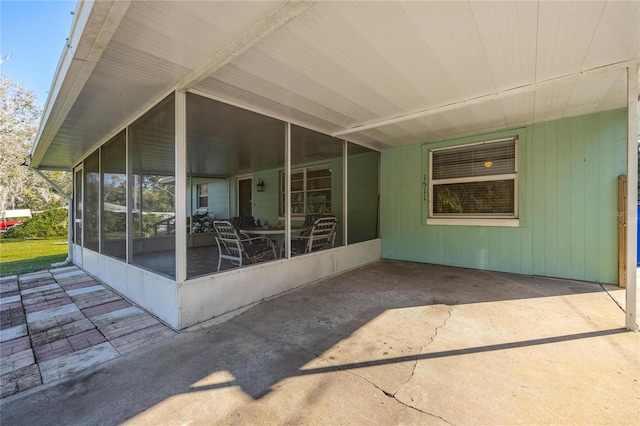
[
  {"left": 35, "top": 0, "right": 640, "bottom": 169},
  {"left": 34, "top": 0, "right": 282, "bottom": 169}
]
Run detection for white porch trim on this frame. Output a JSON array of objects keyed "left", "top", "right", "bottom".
[
  {"left": 175, "top": 91, "right": 188, "bottom": 285},
  {"left": 625, "top": 64, "right": 638, "bottom": 331}
]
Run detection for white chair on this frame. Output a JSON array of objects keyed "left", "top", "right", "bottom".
[
  {"left": 213, "top": 220, "right": 276, "bottom": 271},
  {"left": 290, "top": 216, "right": 337, "bottom": 255}
]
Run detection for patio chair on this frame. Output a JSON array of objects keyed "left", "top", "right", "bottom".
[
  {"left": 302, "top": 214, "right": 337, "bottom": 248},
  {"left": 229, "top": 216, "right": 257, "bottom": 230},
  {"left": 290, "top": 216, "right": 337, "bottom": 255},
  {"left": 213, "top": 220, "right": 276, "bottom": 271}
]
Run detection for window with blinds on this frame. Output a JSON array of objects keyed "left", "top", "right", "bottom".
[{"left": 429, "top": 138, "right": 517, "bottom": 218}]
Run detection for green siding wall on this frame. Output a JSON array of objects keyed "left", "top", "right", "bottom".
[
  {"left": 252, "top": 169, "right": 282, "bottom": 223},
  {"left": 347, "top": 151, "right": 380, "bottom": 244},
  {"left": 187, "top": 177, "right": 229, "bottom": 219},
  {"left": 381, "top": 109, "right": 627, "bottom": 284}
]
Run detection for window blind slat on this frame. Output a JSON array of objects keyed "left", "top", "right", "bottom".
[
  {"left": 432, "top": 139, "right": 516, "bottom": 180},
  {"left": 430, "top": 138, "right": 517, "bottom": 218}
]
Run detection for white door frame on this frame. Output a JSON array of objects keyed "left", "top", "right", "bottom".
[{"left": 236, "top": 174, "right": 253, "bottom": 217}]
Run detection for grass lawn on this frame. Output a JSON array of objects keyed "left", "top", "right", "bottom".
[{"left": 0, "top": 237, "right": 68, "bottom": 277}]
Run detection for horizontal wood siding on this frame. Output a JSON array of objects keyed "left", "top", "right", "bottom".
[{"left": 380, "top": 109, "right": 627, "bottom": 284}]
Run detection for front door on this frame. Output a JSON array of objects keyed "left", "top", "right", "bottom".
[{"left": 238, "top": 178, "right": 252, "bottom": 217}]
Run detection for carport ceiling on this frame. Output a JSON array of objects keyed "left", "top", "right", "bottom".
[{"left": 32, "top": 0, "right": 640, "bottom": 170}]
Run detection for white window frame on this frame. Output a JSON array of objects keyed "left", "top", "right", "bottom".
[
  {"left": 196, "top": 183, "right": 208, "bottom": 209},
  {"left": 427, "top": 137, "right": 519, "bottom": 227},
  {"left": 280, "top": 164, "right": 332, "bottom": 217}
]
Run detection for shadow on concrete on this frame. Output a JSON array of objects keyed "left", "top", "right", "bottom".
[
  {"left": 0, "top": 260, "right": 630, "bottom": 425},
  {"left": 184, "top": 327, "right": 628, "bottom": 395},
  {"left": 293, "top": 328, "right": 628, "bottom": 377}
]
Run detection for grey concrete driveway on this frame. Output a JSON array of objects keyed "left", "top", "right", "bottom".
[{"left": 1, "top": 260, "right": 638, "bottom": 425}]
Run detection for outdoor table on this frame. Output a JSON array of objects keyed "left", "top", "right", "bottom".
[{"left": 240, "top": 226, "right": 310, "bottom": 258}]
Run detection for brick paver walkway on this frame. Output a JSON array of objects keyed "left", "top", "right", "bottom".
[{"left": 0, "top": 266, "right": 177, "bottom": 398}]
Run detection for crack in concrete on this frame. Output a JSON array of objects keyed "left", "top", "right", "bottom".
[
  {"left": 599, "top": 283, "right": 626, "bottom": 313},
  {"left": 341, "top": 367, "right": 456, "bottom": 425},
  {"left": 378, "top": 308, "right": 455, "bottom": 425},
  {"left": 393, "top": 308, "right": 452, "bottom": 396},
  {"left": 230, "top": 313, "right": 457, "bottom": 425},
  {"left": 341, "top": 370, "right": 454, "bottom": 423}
]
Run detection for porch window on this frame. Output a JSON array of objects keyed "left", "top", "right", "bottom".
[
  {"left": 129, "top": 93, "right": 176, "bottom": 279},
  {"left": 101, "top": 131, "right": 127, "bottom": 260},
  {"left": 428, "top": 137, "right": 518, "bottom": 226},
  {"left": 280, "top": 164, "right": 332, "bottom": 216},
  {"left": 197, "top": 184, "right": 208, "bottom": 209},
  {"left": 83, "top": 150, "right": 100, "bottom": 252}
]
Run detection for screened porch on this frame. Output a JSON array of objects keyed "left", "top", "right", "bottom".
[{"left": 75, "top": 91, "right": 380, "bottom": 285}]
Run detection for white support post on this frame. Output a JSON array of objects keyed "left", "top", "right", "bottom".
[
  {"left": 343, "top": 141, "right": 348, "bottom": 245},
  {"left": 285, "top": 123, "right": 291, "bottom": 258},
  {"left": 126, "top": 127, "right": 132, "bottom": 264},
  {"left": 98, "top": 147, "right": 103, "bottom": 253},
  {"left": 625, "top": 64, "right": 638, "bottom": 331},
  {"left": 175, "top": 91, "right": 188, "bottom": 285}
]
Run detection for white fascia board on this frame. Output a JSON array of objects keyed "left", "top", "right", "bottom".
[
  {"left": 625, "top": 63, "right": 638, "bottom": 331},
  {"left": 30, "top": 0, "right": 131, "bottom": 169}
]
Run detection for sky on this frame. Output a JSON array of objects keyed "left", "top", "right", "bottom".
[{"left": 1, "top": 0, "right": 78, "bottom": 106}]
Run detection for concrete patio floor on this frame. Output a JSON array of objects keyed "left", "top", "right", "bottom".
[{"left": 1, "top": 260, "right": 638, "bottom": 425}]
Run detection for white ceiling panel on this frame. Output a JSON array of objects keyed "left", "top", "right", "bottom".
[
  {"left": 364, "top": 99, "right": 509, "bottom": 147},
  {"left": 399, "top": 1, "right": 496, "bottom": 99},
  {"left": 500, "top": 92, "right": 536, "bottom": 128},
  {"left": 111, "top": 1, "right": 281, "bottom": 70},
  {"left": 441, "top": 99, "right": 508, "bottom": 137},
  {"left": 248, "top": 2, "right": 425, "bottom": 117},
  {"left": 469, "top": 1, "right": 538, "bottom": 91},
  {"left": 535, "top": 1, "right": 605, "bottom": 82},
  {"left": 199, "top": 0, "right": 507, "bottom": 130},
  {"left": 595, "top": 72, "right": 629, "bottom": 113},
  {"left": 196, "top": 76, "right": 363, "bottom": 136},
  {"left": 533, "top": 81, "right": 576, "bottom": 123},
  {"left": 201, "top": 57, "right": 379, "bottom": 127},
  {"left": 359, "top": 120, "right": 437, "bottom": 148},
  {"left": 563, "top": 71, "right": 622, "bottom": 118},
  {"left": 582, "top": 1, "right": 640, "bottom": 71}
]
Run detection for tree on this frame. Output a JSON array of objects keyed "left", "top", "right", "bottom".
[{"left": 0, "top": 74, "right": 71, "bottom": 215}]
